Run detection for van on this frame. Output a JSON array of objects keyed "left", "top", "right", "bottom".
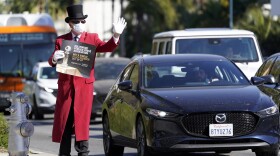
[{"left": 151, "top": 28, "right": 264, "bottom": 79}]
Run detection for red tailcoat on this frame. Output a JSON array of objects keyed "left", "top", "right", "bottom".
[{"left": 48, "top": 32, "right": 118, "bottom": 142}]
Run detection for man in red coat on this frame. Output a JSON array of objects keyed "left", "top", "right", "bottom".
[{"left": 48, "top": 4, "right": 126, "bottom": 156}]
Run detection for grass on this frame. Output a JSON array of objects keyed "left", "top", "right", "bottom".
[{"left": 0, "top": 113, "right": 8, "bottom": 150}]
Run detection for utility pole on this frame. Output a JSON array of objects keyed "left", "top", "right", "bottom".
[
  {"left": 120, "top": 0, "right": 126, "bottom": 57},
  {"left": 229, "top": 0, "right": 233, "bottom": 28},
  {"left": 112, "top": 0, "right": 115, "bottom": 27},
  {"left": 45, "top": 0, "right": 48, "bottom": 13}
]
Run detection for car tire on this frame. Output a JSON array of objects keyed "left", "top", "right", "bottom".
[
  {"left": 255, "top": 147, "right": 279, "bottom": 156},
  {"left": 33, "top": 95, "right": 44, "bottom": 120},
  {"left": 102, "top": 114, "right": 124, "bottom": 156},
  {"left": 136, "top": 117, "right": 154, "bottom": 156}
]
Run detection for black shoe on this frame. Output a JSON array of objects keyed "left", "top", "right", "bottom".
[{"left": 78, "top": 151, "right": 89, "bottom": 156}]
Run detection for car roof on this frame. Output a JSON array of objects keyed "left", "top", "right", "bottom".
[
  {"left": 266, "top": 52, "right": 280, "bottom": 59},
  {"left": 138, "top": 54, "right": 228, "bottom": 64},
  {"left": 95, "top": 57, "right": 131, "bottom": 63},
  {"left": 153, "top": 28, "right": 254, "bottom": 38}
]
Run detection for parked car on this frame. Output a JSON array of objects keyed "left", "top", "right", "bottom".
[
  {"left": 102, "top": 54, "right": 279, "bottom": 156},
  {"left": 23, "top": 61, "right": 58, "bottom": 119},
  {"left": 151, "top": 28, "right": 264, "bottom": 79},
  {"left": 255, "top": 52, "right": 280, "bottom": 105},
  {"left": 92, "top": 57, "right": 131, "bottom": 120}
]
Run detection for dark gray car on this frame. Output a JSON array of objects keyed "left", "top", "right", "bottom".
[{"left": 91, "top": 57, "right": 131, "bottom": 120}]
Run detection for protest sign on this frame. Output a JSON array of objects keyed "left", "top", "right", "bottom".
[{"left": 56, "top": 40, "right": 96, "bottom": 78}]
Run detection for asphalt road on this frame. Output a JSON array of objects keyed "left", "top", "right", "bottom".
[{"left": 22, "top": 114, "right": 259, "bottom": 156}]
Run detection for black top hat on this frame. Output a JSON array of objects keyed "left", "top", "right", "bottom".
[{"left": 65, "top": 4, "right": 88, "bottom": 23}]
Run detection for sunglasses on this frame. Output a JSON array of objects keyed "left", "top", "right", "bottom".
[{"left": 70, "top": 20, "right": 86, "bottom": 24}]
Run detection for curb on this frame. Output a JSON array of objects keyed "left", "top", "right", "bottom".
[{"left": 0, "top": 149, "right": 56, "bottom": 156}]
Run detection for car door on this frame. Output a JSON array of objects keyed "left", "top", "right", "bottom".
[
  {"left": 119, "top": 63, "right": 141, "bottom": 138},
  {"left": 108, "top": 64, "right": 134, "bottom": 135},
  {"left": 256, "top": 56, "right": 280, "bottom": 105}
]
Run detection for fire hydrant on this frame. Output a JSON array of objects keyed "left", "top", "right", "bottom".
[{"left": 6, "top": 92, "right": 34, "bottom": 156}]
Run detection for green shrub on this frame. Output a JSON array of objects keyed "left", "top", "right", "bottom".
[{"left": 0, "top": 113, "right": 8, "bottom": 149}]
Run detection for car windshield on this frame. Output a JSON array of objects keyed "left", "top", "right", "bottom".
[
  {"left": 143, "top": 60, "right": 250, "bottom": 88},
  {"left": 175, "top": 38, "right": 259, "bottom": 62},
  {"left": 0, "top": 43, "right": 54, "bottom": 77},
  {"left": 94, "top": 60, "right": 129, "bottom": 80},
  {"left": 39, "top": 66, "right": 58, "bottom": 79}
]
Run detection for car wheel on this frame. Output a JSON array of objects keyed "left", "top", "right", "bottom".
[
  {"left": 255, "top": 147, "right": 279, "bottom": 156},
  {"left": 102, "top": 114, "right": 124, "bottom": 156},
  {"left": 33, "top": 95, "right": 44, "bottom": 120},
  {"left": 136, "top": 117, "right": 153, "bottom": 156}
]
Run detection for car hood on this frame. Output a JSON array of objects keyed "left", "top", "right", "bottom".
[
  {"left": 94, "top": 79, "right": 116, "bottom": 94},
  {"left": 37, "top": 79, "right": 58, "bottom": 89},
  {"left": 144, "top": 86, "right": 274, "bottom": 114}
]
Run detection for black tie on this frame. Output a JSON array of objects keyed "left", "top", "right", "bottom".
[{"left": 74, "top": 36, "right": 79, "bottom": 41}]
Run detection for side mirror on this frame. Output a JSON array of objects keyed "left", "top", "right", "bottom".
[
  {"left": 251, "top": 76, "right": 265, "bottom": 86},
  {"left": 118, "top": 80, "right": 132, "bottom": 91},
  {"left": 260, "top": 75, "right": 276, "bottom": 84}
]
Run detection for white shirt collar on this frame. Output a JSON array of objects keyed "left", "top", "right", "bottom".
[{"left": 71, "top": 33, "right": 81, "bottom": 40}]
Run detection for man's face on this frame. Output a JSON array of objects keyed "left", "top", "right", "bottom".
[{"left": 69, "top": 19, "right": 86, "bottom": 35}]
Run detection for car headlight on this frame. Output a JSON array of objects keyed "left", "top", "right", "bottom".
[
  {"left": 257, "top": 106, "right": 279, "bottom": 117},
  {"left": 146, "top": 108, "right": 178, "bottom": 118}
]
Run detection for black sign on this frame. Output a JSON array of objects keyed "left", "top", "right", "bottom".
[{"left": 56, "top": 40, "right": 96, "bottom": 78}]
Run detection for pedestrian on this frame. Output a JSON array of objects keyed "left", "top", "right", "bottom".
[{"left": 48, "top": 4, "right": 127, "bottom": 156}]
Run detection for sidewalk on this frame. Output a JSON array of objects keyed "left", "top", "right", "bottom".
[{"left": 0, "top": 149, "right": 56, "bottom": 156}]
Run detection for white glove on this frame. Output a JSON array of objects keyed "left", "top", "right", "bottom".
[
  {"left": 113, "top": 17, "right": 127, "bottom": 35},
  {"left": 52, "top": 50, "right": 65, "bottom": 64}
]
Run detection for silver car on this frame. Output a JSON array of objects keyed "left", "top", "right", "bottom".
[{"left": 23, "top": 61, "right": 58, "bottom": 120}]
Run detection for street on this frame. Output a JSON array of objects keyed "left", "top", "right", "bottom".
[{"left": 25, "top": 114, "right": 259, "bottom": 156}]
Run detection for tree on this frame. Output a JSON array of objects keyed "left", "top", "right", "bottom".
[
  {"left": 3, "top": 0, "right": 39, "bottom": 13},
  {"left": 0, "top": 0, "right": 78, "bottom": 20},
  {"left": 236, "top": 4, "right": 271, "bottom": 42},
  {"left": 123, "top": 0, "right": 178, "bottom": 57},
  {"left": 235, "top": 4, "right": 280, "bottom": 56}
]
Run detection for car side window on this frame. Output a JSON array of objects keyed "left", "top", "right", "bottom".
[
  {"left": 129, "top": 64, "right": 139, "bottom": 90},
  {"left": 256, "top": 57, "right": 276, "bottom": 76},
  {"left": 158, "top": 42, "right": 165, "bottom": 55},
  {"left": 166, "top": 41, "right": 172, "bottom": 54},
  {"left": 151, "top": 42, "right": 158, "bottom": 55},
  {"left": 269, "top": 56, "right": 280, "bottom": 82},
  {"left": 120, "top": 65, "right": 134, "bottom": 82}
]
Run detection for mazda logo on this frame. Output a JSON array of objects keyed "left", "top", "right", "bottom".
[{"left": 215, "top": 113, "right": 226, "bottom": 123}]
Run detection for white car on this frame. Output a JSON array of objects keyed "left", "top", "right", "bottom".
[
  {"left": 151, "top": 28, "right": 264, "bottom": 79},
  {"left": 23, "top": 61, "right": 58, "bottom": 119}
]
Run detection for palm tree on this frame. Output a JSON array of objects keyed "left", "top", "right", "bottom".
[{"left": 236, "top": 4, "right": 271, "bottom": 43}]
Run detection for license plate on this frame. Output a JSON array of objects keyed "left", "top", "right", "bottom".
[{"left": 209, "top": 124, "right": 233, "bottom": 137}]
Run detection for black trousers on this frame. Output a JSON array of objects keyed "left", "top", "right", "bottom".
[{"left": 59, "top": 101, "right": 89, "bottom": 156}]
